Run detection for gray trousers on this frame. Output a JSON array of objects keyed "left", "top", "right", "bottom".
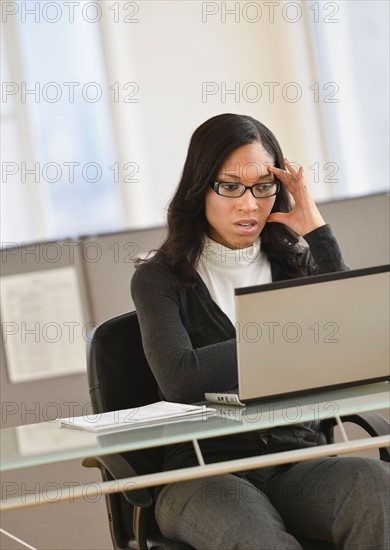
[{"left": 155, "top": 457, "right": 389, "bottom": 550}]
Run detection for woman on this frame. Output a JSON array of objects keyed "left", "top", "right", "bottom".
[{"left": 131, "top": 114, "right": 389, "bottom": 549}]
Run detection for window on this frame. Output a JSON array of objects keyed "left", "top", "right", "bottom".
[
  {"left": 305, "top": 0, "right": 389, "bottom": 198},
  {"left": 2, "top": 1, "right": 387, "bottom": 246},
  {"left": 1, "top": 1, "right": 124, "bottom": 245}
]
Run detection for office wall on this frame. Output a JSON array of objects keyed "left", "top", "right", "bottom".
[
  {"left": 1, "top": 193, "right": 389, "bottom": 550},
  {"left": 317, "top": 193, "right": 390, "bottom": 269},
  {"left": 81, "top": 226, "right": 166, "bottom": 323}
]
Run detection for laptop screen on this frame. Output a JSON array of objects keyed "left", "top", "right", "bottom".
[{"left": 234, "top": 265, "right": 390, "bottom": 401}]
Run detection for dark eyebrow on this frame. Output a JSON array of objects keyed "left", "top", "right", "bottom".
[{"left": 218, "top": 172, "right": 275, "bottom": 182}]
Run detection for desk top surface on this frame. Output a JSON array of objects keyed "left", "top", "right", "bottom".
[{"left": 1, "top": 381, "right": 389, "bottom": 472}]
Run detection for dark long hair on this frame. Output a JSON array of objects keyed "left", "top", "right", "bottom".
[{"left": 153, "top": 113, "right": 307, "bottom": 282}]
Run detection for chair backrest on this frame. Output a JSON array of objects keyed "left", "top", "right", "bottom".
[
  {"left": 86, "top": 311, "right": 165, "bottom": 549},
  {"left": 86, "top": 310, "right": 166, "bottom": 474},
  {"left": 87, "top": 310, "right": 159, "bottom": 413}
]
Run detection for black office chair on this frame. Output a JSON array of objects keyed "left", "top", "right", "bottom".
[{"left": 83, "top": 311, "right": 390, "bottom": 550}]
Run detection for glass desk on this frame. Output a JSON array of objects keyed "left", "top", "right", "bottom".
[{"left": 1, "top": 381, "right": 389, "bottom": 512}]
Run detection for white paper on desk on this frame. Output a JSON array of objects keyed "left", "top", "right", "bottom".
[
  {"left": 60, "top": 401, "right": 217, "bottom": 433},
  {"left": 1, "top": 267, "right": 86, "bottom": 383}
]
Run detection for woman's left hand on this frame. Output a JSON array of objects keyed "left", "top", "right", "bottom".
[{"left": 267, "top": 158, "right": 326, "bottom": 236}]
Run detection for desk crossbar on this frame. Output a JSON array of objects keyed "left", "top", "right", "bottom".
[{"left": 2, "top": 434, "right": 389, "bottom": 512}]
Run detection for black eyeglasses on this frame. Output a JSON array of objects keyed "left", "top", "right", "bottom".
[{"left": 210, "top": 180, "right": 280, "bottom": 199}]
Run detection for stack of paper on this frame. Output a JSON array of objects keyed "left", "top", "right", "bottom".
[{"left": 59, "top": 401, "right": 216, "bottom": 434}]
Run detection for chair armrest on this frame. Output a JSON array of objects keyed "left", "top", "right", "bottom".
[
  {"left": 82, "top": 454, "right": 153, "bottom": 507},
  {"left": 320, "top": 412, "right": 390, "bottom": 462}
]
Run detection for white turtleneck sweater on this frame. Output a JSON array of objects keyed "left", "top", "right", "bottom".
[{"left": 196, "top": 236, "right": 272, "bottom": 325}]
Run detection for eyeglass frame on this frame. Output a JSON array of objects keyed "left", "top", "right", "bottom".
[{"left": 209, "top": 179, "right": 280, "bottom": 199}]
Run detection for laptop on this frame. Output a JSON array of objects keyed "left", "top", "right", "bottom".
[{"left": 205, "top": 264, "right": 390, "bottom": 405}]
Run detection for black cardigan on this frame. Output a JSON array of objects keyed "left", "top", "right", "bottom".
[{"left": 131, "top": 224, "right": 349, "bottom": 470}]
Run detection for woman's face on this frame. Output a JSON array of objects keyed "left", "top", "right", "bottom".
[{"left": 204, "top": 142, "right": 276, "bottom": 249}]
